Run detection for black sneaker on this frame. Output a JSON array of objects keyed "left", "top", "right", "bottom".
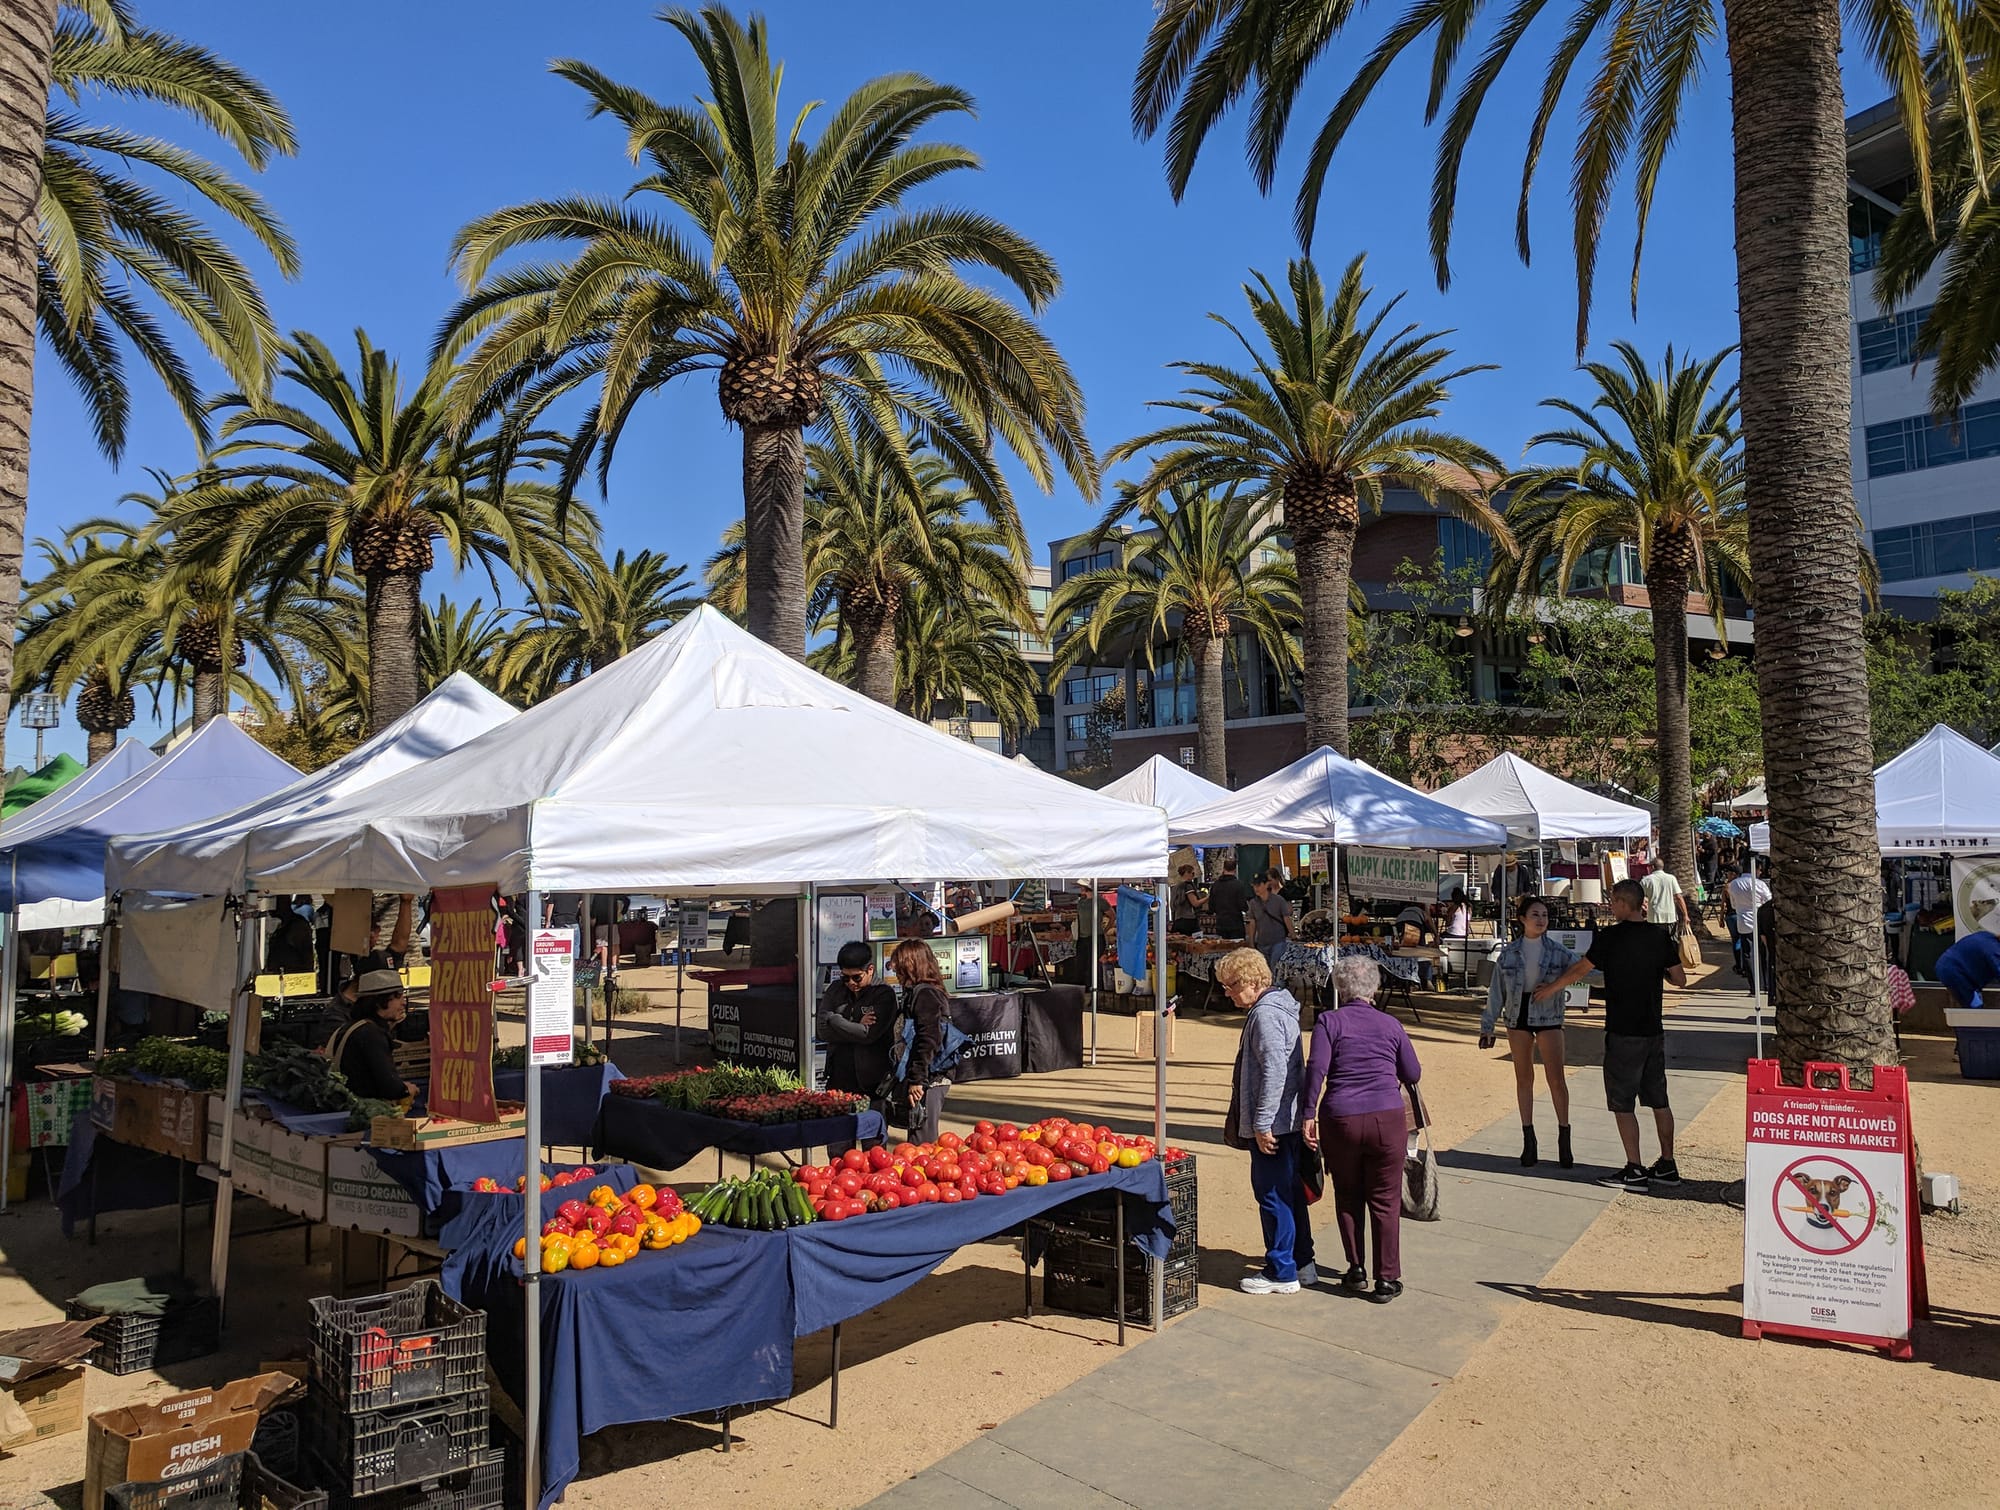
[
  {"left": 1339, "top": 1264, "right": 1368, "bottom": 1291},
  {"left": 1367, "top": 1278, "right": 1403, "bottom": 1304},
  {"left": 1597, "top": 1163, "right": 1649, "bottom": 1190},
  {"left": 1649, "top": 1158, "right": 1682, "bottom": 1187}
]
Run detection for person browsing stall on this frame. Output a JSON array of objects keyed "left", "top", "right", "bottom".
[
  {"left": 1170, "top": 864, "right": 1209, "bottom": 934},
  {"left": 888, "top": 939, "right": 953, "bottom": 1138},
  {"left": 1207, "top": 857, "right": 1249, "bottom": 939},
  {"left": 1937, "top": 925, "right": 2000, "bottom": 1010},
  {"left": 1248, "top": 869, "right": 1296, "bottom": 968},
  {"left": 1218, "top": 948, "right": 1316, "bottom": 1294},
  {"left": 818, "top": 941, "right": 896, "bottom": 1096},
  {"left": 1534, "top": 878, "right": 1686, "bottom": 1190},
  {"left": 325, "top": 969, "right": 418, "bottom": 1103}
]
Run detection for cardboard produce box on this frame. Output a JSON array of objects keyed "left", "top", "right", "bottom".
[
  {"left": 0, "top": 1318, "right": 102, "bottom": 1453},
  {"left": 83, "top": 1371, "right": 299, "bottom": 1510},
  {"left": 324, "top": 1136, "right": 422, "bottom": 1237},
  {"left": 232, "top": 1118, "right": 328, "bottom": 1223}
]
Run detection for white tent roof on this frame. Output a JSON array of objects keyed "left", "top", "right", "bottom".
[
  {"left": 1749, "top": 724, "right": 2000, "bottom": 854},
  {"left": 1729, "top": 783, "right": 1767, "bottom": 810},
  {"left": 1171, "top": 745, "right": 1509, "bottom": 850},
  {"left": 1099, "top": 755, "right": 1233, "bottom": 818},
  {"left": 1429, "top": 752, "right": 1652, "bottom": 847},
  {"left": 238, "top": 607, "right": 1168, "bottom": 893},
  {"left": 106, "top": 672, "right": 518, "bottom": 896}
]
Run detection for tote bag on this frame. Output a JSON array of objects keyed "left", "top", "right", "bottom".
[{"left": 1402, "top": 1085, "right": 1441, "bottom": 1222}]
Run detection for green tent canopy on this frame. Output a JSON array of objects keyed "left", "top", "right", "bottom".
[{"left": 3, "top": 753, "right": 85, "bottom": 817}]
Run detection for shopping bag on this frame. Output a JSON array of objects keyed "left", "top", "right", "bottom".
[
  {"left": 1299, "top": 1137, "right": 1326, "bottom": 1205},
  {"left": 1221, "top": 1074, "right": 1251, "bottom": 1151},
  {"left": 1402, "top": 1086, "right": 1441, "bottom": 1221},
  {"left": 1678, "top": 929, "right": 1703, "bottom": 970}
]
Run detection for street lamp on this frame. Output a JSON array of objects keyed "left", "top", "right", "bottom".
[{"left": 19, "top": 692, "right": 60, "bottom": 767}]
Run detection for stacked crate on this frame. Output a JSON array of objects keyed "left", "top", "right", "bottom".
[
  {"left": 1036, "top": 1152, "right": 1200, "bottom": 1325},
  {"left": 304, "top": 1280, "right": 502, "bottom": 1509}
]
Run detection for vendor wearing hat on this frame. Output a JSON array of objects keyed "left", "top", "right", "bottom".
[{"left": 326, "top": 969, "right": 418, "bottom": 1102}]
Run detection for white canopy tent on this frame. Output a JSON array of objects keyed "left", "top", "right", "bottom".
[
  {"left": 1100, "top": 754, "right": 1232, "bottom": 819},
  {"left": 1171, "top": 745, "right": 1509, "bottom": 850},
  {"left": 226, "top": 607, "right": 1171, "bottom": 1501},
  {"left": 1749, "top": 724, "right": 2000, "bottom": 853},
  {"left": 1730, "top": 783, "right": 1768, "bottom": 811},
  {"left": 1430, "top": 751, "right": 1652, "bottom": 847},
  {"left": 0, "top": 739, "right": 156, "bottom": 930}
]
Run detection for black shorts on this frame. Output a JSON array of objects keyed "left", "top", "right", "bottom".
[{"left": 1603, "top": 1032, "right": 1670, "bottom": 1113}]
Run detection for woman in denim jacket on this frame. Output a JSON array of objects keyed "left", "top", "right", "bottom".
[{"left": 1480, "top": 896, "right": 1579, "bottom": 1169}]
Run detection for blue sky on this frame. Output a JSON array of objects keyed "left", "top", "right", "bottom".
[{"left": 27, "top": 1, "right": 1865, "bottom": 760}]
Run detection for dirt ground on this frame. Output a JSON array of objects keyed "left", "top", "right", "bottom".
[{"left": 10, "top": 938, "right": 1993, "bottom": 1509}]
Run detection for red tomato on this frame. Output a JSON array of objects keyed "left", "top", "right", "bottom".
[
  {"left": 822, "top": 1201, "right": 850, "bottom": 1221},
  {"left": 919, "top": 1182, "right": 942, "bottom": 1203},
  {"left": 996, "top": 1123, "right": 1019, "bottom": 1141},
  {"left": 1047, "top": 1162, "right": 1072, "bottom": 1182},
  {"left": 901, "top": 1166, "right": 925, "bottom": 1189},
  {"left": 878, "top": 1189, "right": 901, "bottom": 1209},
  {"left": 941, "top": 1187, "right": 963, "bottom": 1204},
  {"left": 867, "top": 1145, "right": 893, "bottom": 1170},
  {"left": 938, "top": 1131, "right": 962, "bottom": 1150},
  {"left": 837, "top": 1170, "right": 864, "bottom": 1196},
  {"left": 840, "top": 1148, "right": 867, "bottom": 1171},
  {"left": 1087, "top": 1155, "right": 1110, "bottom": 1175},
  {"left": 975, "top": 1120, "right": 995, "bottom": 1137}
]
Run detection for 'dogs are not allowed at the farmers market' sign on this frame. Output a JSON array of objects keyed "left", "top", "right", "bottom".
[
  {"left": 1741, "top": 1059, "right": 1928, "bottom": 1358},
  {"left": 1345, "top": 847, "right": 1440, "bottom": 903}
]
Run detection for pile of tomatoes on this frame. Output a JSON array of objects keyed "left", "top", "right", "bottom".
[
  {"left": 793, "top": 1118, "right": 1168, "bottom": 1222},
  {"left": 512, "top": 1181, "right": 700, "bottom": 1271}
]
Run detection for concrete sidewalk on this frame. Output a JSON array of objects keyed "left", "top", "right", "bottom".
[{"left": 871, "top": 1007, "right": 1755, "bottom": 1510}]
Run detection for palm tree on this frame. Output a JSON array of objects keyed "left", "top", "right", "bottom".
[
  {"left": 161, "top": 329, "right": 592, "bottom": 732},
  {"left": 436, "top": 5, "right": 1094, "bottom": 659},
  {"left": 495, "top": 546, "right": 697, "bottom": 701},
  {"left": 888, "top": 583, "right": 1042, "bottom": 745},
  {"left": 1128, "top": 0, "right": 1962, "bottom": 1075},
  {"left": 423, "top": 595, "right": 512, "bottom": 692},
  {"left": 1489, "top": 344, "right": 1748, "bottom": 899},
  {"left": 1107, "top": 255, "right": 1502, "bottom": 758},
  {"left": 1047, "top": 482, "right": 1301, "bottom": 786},
  {"left": 0, "top": 1, "right": 297, "bottom": 769}
]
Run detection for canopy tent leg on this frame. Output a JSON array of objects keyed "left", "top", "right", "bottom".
[
  {"left": 798, "top": 883, "right": 815, "bottom": 1083},
  {"left": 1151, "top": 879, "right": 1168, "bottom": 1330},
  {"left": 210, "top": 890, "right": 262, "bottom": 1317},
  {"left": 522, "top": 888, "right": 544, "bottom": 1510},
  {"left": 93, "top": 904, "right": 117, "bottom": 1058},
  {"left": 0, "top": 899, "right": 17, "bottom": 1215},
  {"left": 1751, "top": 914, "right": 1764, "bottom": 1058},
  {"left": 1088, "top": 878, "right": 1099, "bottom": 1067}
]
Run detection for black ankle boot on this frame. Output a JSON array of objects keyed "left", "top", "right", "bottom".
[
  {"left": 1521, "top": 1125, "right": 1538, "bottom": 1167},
  {"left": 1558, "top": 1125, "right": 1574, "bottom": 1168}
]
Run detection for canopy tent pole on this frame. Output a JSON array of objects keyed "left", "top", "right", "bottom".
[
  {"left": 798, "top": 883, "right": 815, "bottom": 1083},
  {"left": 210, "top": 889, "right": 262, "bottom": 1317},
  {"left": 579, "top": 891, "right": 593, "bottom": 1077},
  {"left": 1151, "top": 878, "right": 1169, "bottom": 1326},
  {"left": 1088, "top": 879, "right": 1099, "bottom": 1068},
  {"left": 521, "top": 888, "right": 544, "bottom": 1510},
  {"left": 0, "top": 889, "right": 17, "bottom": 1215},
  {"left": 93, "top": 899, "right": 118, "bottom": 1057},
  {"left": 1751, "top": 908, "right": 1764, "bottom": 1058}
]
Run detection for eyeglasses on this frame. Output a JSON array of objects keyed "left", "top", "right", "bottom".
[{"left": 840, "top": 971, "right": 868, "bottom": 983}]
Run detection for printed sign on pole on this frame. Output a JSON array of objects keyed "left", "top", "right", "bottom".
[
  {"left": 1344, "top": 848, "right": 1440, "bottom": 903},
  {"left": 528, "top": 928, "right": 575, "bottom": 1067},
  {"left": 864, "top": 888, "right": 899, "bottom": 941},
  {"left": 428, "top": 885, "right": 500, "bottom": 1123},
  {"left": 674, "top": 903, "right": 708, "bottom": 953},
  {"left": 1742, "top": 1059, "right": 1928, "bottom": 1358}
]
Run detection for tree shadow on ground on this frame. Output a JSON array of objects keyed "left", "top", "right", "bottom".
[{"left": 1479, "top": 1279, "right": 1745, "bottom": 1338}]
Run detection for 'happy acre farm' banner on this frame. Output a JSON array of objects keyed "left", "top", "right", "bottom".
[{"left": 429, "top": 885, "right": 500, "bottom": 1123}]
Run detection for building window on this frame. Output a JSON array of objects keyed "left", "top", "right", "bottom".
[
  {"left": 1872, "top": 511, "right": 2000, "bottom": 581},
  {"left": 1864, "top": 399, "right": 2000, "bottom": 478},
  {"left": 1850, "top": 195, "right": 1895, "bottom": 273},
  {"left": 1439, "top": 517, "right": 1493, "bottom": 575},
  {"left": 1062, "top": 672, "right": 1118, "bottom": 705},
  {"left": 1063, "top": 713, "right": 1094, "bottom": 742},
  {"left": 1857, "top": 305, "right": 1931, "bottom": 374},
  {"left": 1059, "top": 549, "right": 1114, "bottom": 581}
]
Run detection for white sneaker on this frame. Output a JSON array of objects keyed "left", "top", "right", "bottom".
[
  {"left": 1296, "top": 1263, "right": 1320, "bottom": 1287},
  {"left": 1239, "top": 1274, "right": 1301, "bottom": 1294}
]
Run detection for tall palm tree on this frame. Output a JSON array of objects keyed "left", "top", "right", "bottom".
[
  {"left": 423, "top": 595, "right": 512, "bottom": 692},
  {"left": 1128, "top": 0, "right": 1964, "bottom": 1074},
  {"left": 1489, "top": 344, "right": 1749, "bottom": 899},
  {"left": 888, "top": 583, "right": 1041, "bottom": 745},
  {"left": 1107, "top": 255, "right": 1502, "bottom": 757},
  {"left": 495, "top": 546, "right": 697, "bottom": 701},
  {"left": 0, "top": 0, "right": 297, "bottom": 770},
  {"left": 436, "top": 5, "right": 1094, "bottom": 659},
  {"left": 1047, "top": 482, "right": 1301, "bottom": 787},
  {"left": 161, "top": 329, "right": 592, "bottom": 732}
]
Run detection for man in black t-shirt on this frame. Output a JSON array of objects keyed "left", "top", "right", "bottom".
[
  {"left": 1207, "top": 858, "right": 1248, "bottom": 939},
  {"left": 1535, "top": 878, "right": 1686, "bottom": 1191}
]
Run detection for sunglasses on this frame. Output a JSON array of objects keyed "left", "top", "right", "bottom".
[{"left": 840, "top": 970, "right": 869, "bottom": 983}]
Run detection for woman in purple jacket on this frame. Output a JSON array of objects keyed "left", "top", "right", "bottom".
[{"left": 1304, "top": 955, "right": 1422, "bottom": 1302}]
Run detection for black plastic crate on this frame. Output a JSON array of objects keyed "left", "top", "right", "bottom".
[
  {"left": 65, "top": 1293, "right": 220, "bottom": 1376},
  {"left": 313, "top": 1446, "right": 504, "bottom": 1510},
  {"left": 106, "top": 1450, "right": 327, "bottom": 1510},
  {"left": 1042, "top": 1234, "right": 1199, "bottom": 1325},
  {"left": 253, "top": 1406, "right": 302, "bottom": 1480},
  {"left": 1038, "top": 1156, "right": 1198, "bottom": 1258},
  {"left": 307, "top": 1388, "right": 488, "bottom": 1499},
  {"left": 309, "top": 1281, "right": 485, "bottom": 1412}
]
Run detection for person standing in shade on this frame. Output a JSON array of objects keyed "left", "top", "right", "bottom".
[
  {"left": 1207, "top": 857, "right": 1249, "bottom": 940},
  {"left": 818, "top": 941, "right": 896, "bottom": 1098},
  {"left": 1534, "top": 878, "right": 1686, "bottom": 1190},
  {"left": 1218, "top": 948, "right": 1316, "bottom": 1293},
  {"left": 1248, "top": 869, "right": 1295, "bottom": 970},
  {"left": 1169, "top": 863, "right": 1208, "bottom": 934}
]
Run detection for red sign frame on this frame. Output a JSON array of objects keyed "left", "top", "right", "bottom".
[{"left": 427, "top": 885, "right": 500, "bottom": 1123}]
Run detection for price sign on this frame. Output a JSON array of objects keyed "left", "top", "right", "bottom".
[{"left": 528, "top": 928, "right": 575, "bottom": 1066}]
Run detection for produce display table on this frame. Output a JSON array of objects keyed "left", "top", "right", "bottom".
[
  {"left": 589, "top": 1094, "right": 886, "bottom": 1174},
  {"left": 442, "top": 1162, "right": 1175, "bottom": 1510}
]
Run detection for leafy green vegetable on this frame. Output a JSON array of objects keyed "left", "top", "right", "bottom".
[
  {"left": 96, "top": 1037, "right": 231, "bottom": 1090},
  {"left": 247, "top": 1040, "right": 356, "bottom": 1112}
]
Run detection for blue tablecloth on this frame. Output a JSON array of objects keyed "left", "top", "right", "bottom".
[
  {"left": 56, "top": 1112, "right": 200, "bottom": 1235},
  {"left": 589, "top": 1093, "right": 884, "bottom": 1171},
  {"left": 443, "top": 1161, "right": 1175, "bottom": 1509}
]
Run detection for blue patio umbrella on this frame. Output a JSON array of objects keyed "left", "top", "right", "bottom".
[{"left": 1697, "top": 816, "right": 1743, "bottom": 838}]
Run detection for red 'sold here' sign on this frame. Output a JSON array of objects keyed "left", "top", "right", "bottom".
[{"left": 429, "top": 886, "right": 499, "bottom": 1122}]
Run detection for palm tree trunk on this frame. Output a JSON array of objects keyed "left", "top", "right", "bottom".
[
  {"left": 367, "top": 569, "right": 424, "bottom": 732},
  {"left": 742, "top": 422, "right": 808, "bottom": 659},
  {"left": 0, "top": 1, "right": 59, "bottom": 776},
  {"left": 1723, "top": 0, "right": 1891, "bottom": 1076},
  {"left": 1646, "top": 572, "right": 1696, "bottom": 903},
  {"left": 1293, "top": 524, "right": 1354, "bottom": 753},
  {"left": 847, "top": 600, "right": 897, "bottom": 705},
  {"left": 86, "top": 728, "right": 115, "bottom": 764},
  {"left": 193, "top": 667, "right": 227, "bottom": 726},
  {"left": 1192, "top": 632, "right": 1228, "bottom": 787}
]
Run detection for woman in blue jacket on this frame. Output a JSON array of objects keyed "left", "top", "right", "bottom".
[{"left": 1480, "top": 896, "right": 1580, "bottom": 1169}]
